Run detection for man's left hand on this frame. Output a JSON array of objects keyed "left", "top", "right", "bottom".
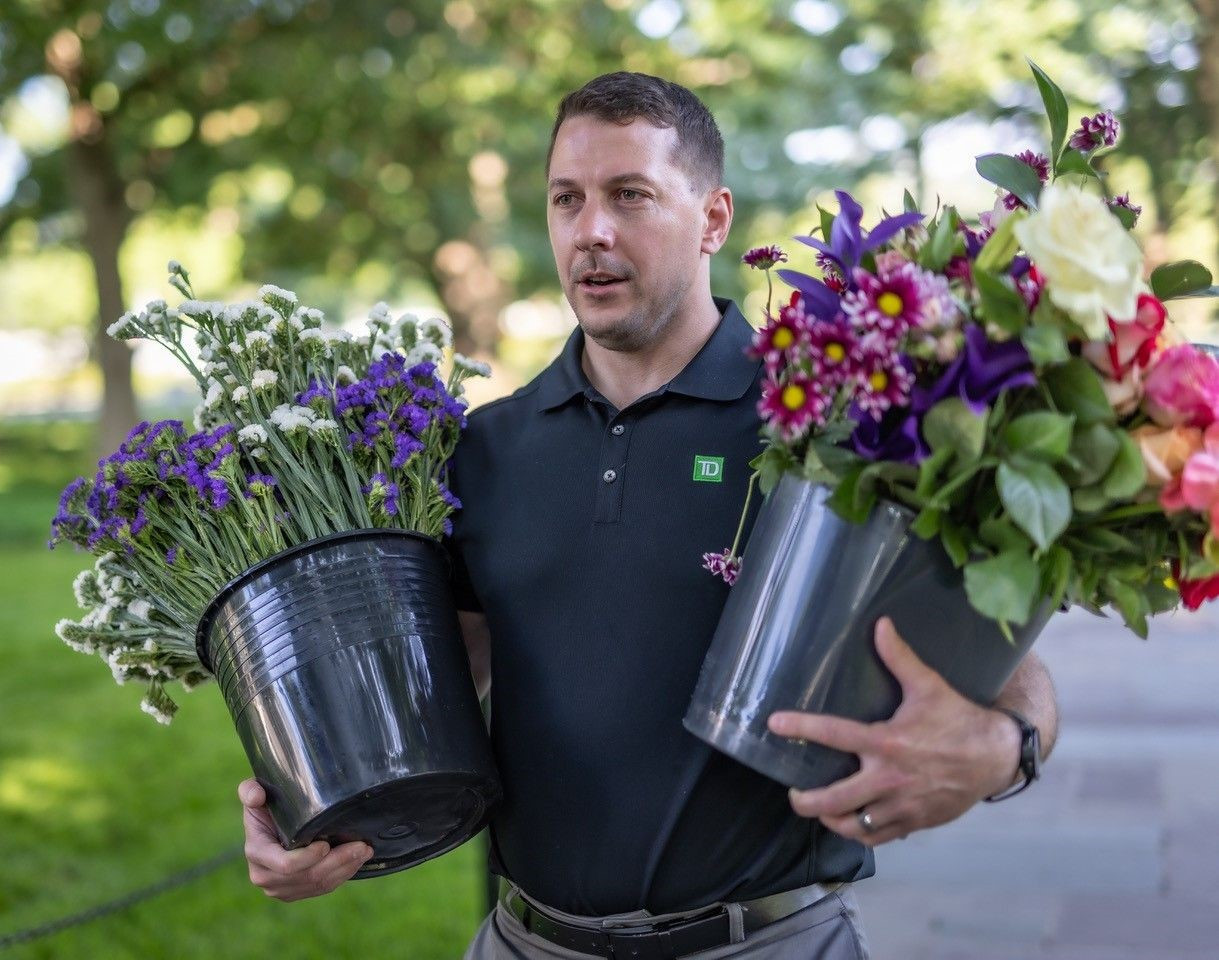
[{"left": 767, "top": 616, "right": 1021, "bottom": 846}]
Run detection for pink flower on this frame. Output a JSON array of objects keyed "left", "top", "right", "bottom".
[
  {"left": 1082, "top": 293, "right": 1166, "bottom": 380},
  {"left": 852, "top": 351, "right": 915, "bottom": 421},
  {"left": 742, "top": 245, "right": 788, "bottom": 270},
  {"left": 1107, "top": 193, "right": 1142, "bottom": 227},
  {"left": 1068, "top": 111, "right": 1120, "bottom": 151},
  {"left": 758, "top": 372, "right": 828, "bottom": 441},
  {"left": 1002, "top": 150, "right": 1051, "bottom": 209},
  {"left": 842, "top": 261, "right": 940, "bottom": 340},
  {"left": 1143, "top": 344, "right": 1219, "bottom": 428},
  {"left": 805, "top": 316, "right": 860, "bottom": 384},
  {"left": 1178, "top": 570, "right": 1219, "bottom": 611},
  {"left": 749, "top": 295, "right": 810, "bottom": 367},
  {"left": 702, "top": 548, "right": 741, "bottom": 586},
  {"left": 1176, "top": 426, "right": 1219, "bottom": 538}
]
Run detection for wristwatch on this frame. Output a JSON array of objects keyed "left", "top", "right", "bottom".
[{"left": 983, "top": 707, "right": 1041, "bottom": 802}]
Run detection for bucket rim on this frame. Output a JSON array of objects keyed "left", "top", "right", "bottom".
[{"left": 195, "top": 527, "right": 446, "bottom": 672}]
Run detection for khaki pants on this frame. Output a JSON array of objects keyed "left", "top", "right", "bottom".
[{"left": 463, "top": 883, "right": 869, "bottom": 960}]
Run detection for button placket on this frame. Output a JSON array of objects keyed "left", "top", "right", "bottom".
[{"left": 595, "top": 417, "right": 631, "bottom": 523}]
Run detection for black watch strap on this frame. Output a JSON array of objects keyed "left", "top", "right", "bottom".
[{"left": 983, "top": 707, "right": 1041, "bottom": 802}]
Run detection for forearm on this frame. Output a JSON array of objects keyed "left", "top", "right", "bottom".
[{"left": 993, "top": 650, "right": 1058, "bottom": 763}]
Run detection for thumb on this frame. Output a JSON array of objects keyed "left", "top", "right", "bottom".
[
  {"left": 874, "top": 616, "right": 939, "bottom": 697},
  {"left": 237, "top": 778, "right": 266, "bottom": 809}
]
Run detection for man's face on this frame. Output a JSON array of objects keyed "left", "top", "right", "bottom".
[{"left": 547, "top": 115, "right": 715, "bottom": 351}]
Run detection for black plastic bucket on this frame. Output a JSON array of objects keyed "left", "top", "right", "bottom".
[
  {"left": 684, "top": 474, "right": 1051, "bottom": 790},
  {"left": 197, "top": 529, "right": 500, "bottom": 878}
]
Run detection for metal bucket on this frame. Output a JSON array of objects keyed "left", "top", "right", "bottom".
[
  {"left": 197, "top": 529, "right": 500, "bottom": 878},
  {"left": 684, "top": 473, "right": 1051, "bottom": 790}
]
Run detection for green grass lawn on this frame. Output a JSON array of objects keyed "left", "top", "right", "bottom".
[{"left": 0, "top": 420, "right": 484, "bottom": 959}]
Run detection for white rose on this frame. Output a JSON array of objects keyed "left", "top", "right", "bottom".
[{"left": 1013, "top": 182, "right": 1143, "bottom": 338}]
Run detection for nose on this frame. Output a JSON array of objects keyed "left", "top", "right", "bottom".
[{"left": 573, "top": 200, "right": 614, "bottom": 252}]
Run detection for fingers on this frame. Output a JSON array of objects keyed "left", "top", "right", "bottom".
[
  {"left": 873, "top": 617, "right": 939, "bottom": 696},
  {"left": 787, "top": 770, "right": 883, "bottom": 821},
  {"left": 767, "top": 711, "right": 879, "bottom": 755},
  {"left": 818, "top": 803, "right": 910, "bottom": 847},
  {"left": 238, "top": 778, "right": 372, "bottom": 901}
]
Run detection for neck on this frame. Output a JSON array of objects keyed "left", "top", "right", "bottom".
[{"left": 580, "top": 291, "right": 722, "bottom": 411}]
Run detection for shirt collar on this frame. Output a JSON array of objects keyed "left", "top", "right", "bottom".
[{"left": 536, "top": 297, "right": 760, "bottom": 412}]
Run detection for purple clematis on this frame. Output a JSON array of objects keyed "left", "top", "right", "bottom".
[
  {"left": 778, "top": 191, "right": 924, "bottom": 321},
  {"left": 911, "top": 324, "right": 1036, "bottom": 416}
]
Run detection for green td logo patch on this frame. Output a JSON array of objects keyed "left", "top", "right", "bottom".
[{"left": 693, "top": 455, "right": 724, "bottom": 482}]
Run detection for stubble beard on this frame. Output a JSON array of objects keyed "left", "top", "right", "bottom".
[{"left": 573, "top": 276, "right": 691, "bottom": 354}]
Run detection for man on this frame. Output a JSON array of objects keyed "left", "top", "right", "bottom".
[{"left": 238, "top": 73, "right": 1058, "bottom": 958}]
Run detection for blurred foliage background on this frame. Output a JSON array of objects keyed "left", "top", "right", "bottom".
[{"left": 2, "top": 1, "right": 1218, "bottom": 957}]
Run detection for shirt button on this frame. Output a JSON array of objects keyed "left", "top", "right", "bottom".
[
  {"left": 611, "top": 424, "right": 625, "bottom": 436},
  {"left": 602, "top": 469, "right": 617, "bottom": 483}
]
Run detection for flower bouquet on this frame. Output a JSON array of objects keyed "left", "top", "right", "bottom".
[
  {"left": 50, "top": 264, "right": 500, "bottom": 875},
  {"left": 685, "top": 63, "right": 1219, "bottom": 790}
]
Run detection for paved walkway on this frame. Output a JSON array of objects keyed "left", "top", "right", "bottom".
[{"left": 854, "top": 603, "right": 1219, "bottom": 959}]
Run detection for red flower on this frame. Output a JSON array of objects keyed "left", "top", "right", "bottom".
[
  {"left": 1174, "top": 563, "right": 1219, "bottom": 611},
  {"left": 1082, "top": 293, "right": 1166, "bottom": 380}
]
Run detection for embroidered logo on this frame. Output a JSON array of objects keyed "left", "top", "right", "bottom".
[{"left": 693, "top": 455, "right": 724, "bottom": 482}]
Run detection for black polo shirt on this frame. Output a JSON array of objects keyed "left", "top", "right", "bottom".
[{"left": 445, "top": 298, "right": 873, "bottom": 915}]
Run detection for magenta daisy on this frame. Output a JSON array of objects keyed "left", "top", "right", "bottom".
[
  {"left": 1068, "top": 111, "right": 1119, "bottom": 152},
  {"left": 1107, "top": 193, "right": 1142, "bottom": 226},
  {"left": 748, "top": 297, "right": 810, "bottom": 365},
  {"left": 758, "top": 372, "right": 827, "bottom": 441},
  {"left": 741, "top": 245, "right": 788, "bottom": 270},
  {"left": 805, "top": 316, "right": 860, "bottom": 383},
  {"left": 852, "top": 352, "right": 915, "bottom": 421},
  {"left": 841, "top": 260, "right": 931, "bottom": 339}
]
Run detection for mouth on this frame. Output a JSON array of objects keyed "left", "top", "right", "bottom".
[{"left": 577, "top": 273, "right": 628, "bottom": 295}]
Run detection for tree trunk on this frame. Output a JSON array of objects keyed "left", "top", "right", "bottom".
[{"left": 69, "top": 127, "right": 138, "bottom": 456}]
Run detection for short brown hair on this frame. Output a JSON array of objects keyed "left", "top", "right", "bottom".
[{"left": 547, "top": 72, "right": 724, "bottom": 189}]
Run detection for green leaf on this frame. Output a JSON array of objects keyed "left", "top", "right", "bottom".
[
  {"left": 1069, "top": 423, "right": 1121, "bottom": 485},
  {"left": 1101, "top": 432, "right": 1147, "bottom": 499},
  {"left": 974, "top": 270, "right": 1029, "bottom": 334},
  {"left": 980, "top": 516, "right": 1033, "bottom": 553},
  {"left": 827, "top": 463, "right": 876, "bottom": 524},
  {"left": 920, "top": 206, "right": 959, "bottom": 272},
  {"left": 1044, "top": 545, "right": 1073, "bottom": 610},
  {"left": 974, "top": 209, "right": 1025, "bottom": 273},
  {"left": 910, "top": 508, "right": 941, "bottom": 538},
  {"left": 751, "top": 445, "right": 797, "bottom": 496},
  {"left": 914, "top": 446, "right": 954, "bottom": 499},
  {"left": 1021, "top": 324, "right": 1070, "bottom": 367},
  {"left": 976, "top": 154, "right": 1044, "bottom": 210},
  {"left": 1044, "top": 358, "right": 1115, "bottom": 425},
  {"left": 997, "top": 457, "right": 1072, "bottom": 549},
  {"left": 1110, "top": 203, "right": 1138, "bottom": 230},
  {"left": 1072, "top": 485, "right": 1111, "bottom": 514},
  {"left": 903, "top": 189, "right": 919, "bottom": 214},
  {"left": 818, "top": 205, "right": 835, "bottom": 242},
  {"left": 1053, "top": 148, "right": 1101, "bottom": 182},
  {"left": 1179, "top": 286, "right": 1219, "bottom": 299},
  {"left": 1028, "top": 59, "right": 1069, "bottom": 164},
  {"left": 923, "top": 398, "right": 988, "bottom": 463},
  {"left": 1002, "top": 412, "right": 1074, "bottom": 462},
  {"left": 1105, "top": 576, "right": 1148, "bottom": 638},
  {"left": 940, "top": 520, "right": 968, "bottom": 568},
  {"left": 1150, "top": 260, "right": 1215, "bottom": 301},
  {"left": 964, "top": 549, "right": 1040, "bottom": 626}
]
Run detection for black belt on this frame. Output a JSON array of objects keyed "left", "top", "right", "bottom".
[{"left": 498, "top": 879, "right": 836, "bottom": 959}]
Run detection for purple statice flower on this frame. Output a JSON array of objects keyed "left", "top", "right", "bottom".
[
  {"left": 850, "top": 407, "right": 929, "bottom": 465},
  {"left": 391, "top": 434, "right": 424, "bottom": 469},
  {"left": 741, "top": 245, "right": 788, "bottom": 270},
  {"left": 49, "top": 477, "right": 89, "bottom": 547},
  {"left": 244, "top": 474, "right": 278, "bottom": 499},
  {"left": 296, "top": 379, "right": 333, "bottom": 408},
  {"left": 165, "top": 546, "right": 178, "bottom": 565},
  {"left": 362, "top": 472, "right": 400, "bottom": 517},
  {"left": 437, "top": 482, "right": 462, "bottom": 511},
  {"left": 1107, "top": 193, "right": 1142, "bottom": 226},
  {"left": 1068, "top": 111, "right": 1119, "bottom": 152},
  {"left": 911, "top": 325, "right": 1035, "bottom": 416},
  {"left": 1003, "top": 150, "right": 1051, "bottom": 210},
  {"left": 702, "top": 548, "right": 741, "bottom": 586}
]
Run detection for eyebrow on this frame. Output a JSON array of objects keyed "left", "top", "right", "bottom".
[{"left": 548, "top": 173, "right": 659, "bottom": 191}]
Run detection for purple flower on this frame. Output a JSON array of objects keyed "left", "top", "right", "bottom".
[
  {"left": 1068, "top": 111, "right": 1119, "bottom": 152},
  {"left": 1107, "top": 193, "right": 1142, "bottom": 226},
  {"left": 741, "top": 245, "right": 788, "bottom": 270},
  {"left": 911, "top": 325, "right": 1035, "bottom": 416},
  {"left": 850, "top": 408, "right": 929, "bottom": 465},
  {"left": 701, "top": 548, "right": 741, "bottom": 586},
  {"left": 166, "top": 546, "right": 178, "bottom": 565}
]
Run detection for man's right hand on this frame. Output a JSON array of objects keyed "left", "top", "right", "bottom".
[{"left": 239, "top": 779, "right": 373, "bottom": 901}]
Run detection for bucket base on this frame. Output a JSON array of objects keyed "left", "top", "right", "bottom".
[
  {"left": 283, "top": 771, "right": 501, "bottom": 878},
  {"left": 684, "top": 705, "right": 854, "bottom": 791}
]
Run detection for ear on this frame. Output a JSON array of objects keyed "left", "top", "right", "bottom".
[{"left": 701, "top": 186, "right": 733, "bottom": 256}]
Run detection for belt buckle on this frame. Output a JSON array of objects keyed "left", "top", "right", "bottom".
[{"left": 606, "top": 907, "right": 730, "bottom": 960}]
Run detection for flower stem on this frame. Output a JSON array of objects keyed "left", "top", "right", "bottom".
[{"left": 729, "top": 472, "right": 758, "bottom": 558}]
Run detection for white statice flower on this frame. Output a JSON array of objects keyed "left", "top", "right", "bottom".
[
  {"left": 56, "top": 618, "right": 98, "bottom": 654},
  {"left": 238, "top": 424, "right": 269, "bottom": 446},
  {"left": 266, "top": 314, "right": 284, "bottom": 337},
  {"left": 200, "top": 361, "right": 224, "bottom": 378},
  {"left": 269, "top": 403, "right": 318, "bottom": 434},
  {"left": 245, "top": 330, "right": 273, "bottom": 353},
  {"left": 204, "top": 381, "right": 225, "bottom": 409},
  {"left": 259, "top": 284, "right": 298, "bottom": 307},
  {"left": 406, "top": 342, "right": 444, "bottom": 368},
  {"left": 178, "top": 299, "right": 224, "bottom": 318},
  {"left": 250, "top": 446, "right": 268, "bottom": 460},
  {"left": 107, "top": 312, "right": 140, "bottom": 340},
  {"left": 128, "top": 599, "right": 153, "bottom": 620},
  {"left": 367, "top": 301, "right": 392, "bottom": 331},
  {"left": 167, "top": 259, "right": 183, "bottom": 275},
  {"left": 454, "top": 353, "right": 492, "bottom": 378},
  {"left": 140, "top": 695, "right": 173, "bottom": 725},
  {"left": 231, "top": 385, "right": 249, "bottom": 404},
  {"left": 299, "top": 328, "right": 326, "bottom": 344},
  {"left": 199, "top": 346, "right": 215, "bottom": 363},
  {"left": 308, "top": 418, "right": 339, "bottom": 437},
  {"left": 335, "top": 365, "right": 358, "bottom": 384},
  {"left": 353, "top": 330, "right": 373, "bottom": 348},
  {"left": 1013, "top": 181, "right": 1143, "bottom": 338},
  {"left": 325, "top": 329, "right": 353, "bottom": 346},
  {"left": 169, "top": 273, "right": 191, "bottom": 297},
  {"left": 299, "top": 307, "right": 324, "bottom": 328},
  {"left": 251, "top": 369, "right": 279, "bottom": 391},
  {"left": 72, "top": 570, "right": 98, "bottom": 608},
  {"left": 223, "top": 374, "right": 238, "bottom": 387},
  {"left": 227, "top": 338, "right": 245, "bottom": 356},
  {"left": 419, "top": 316, "right": 453, "bottom": 351}
]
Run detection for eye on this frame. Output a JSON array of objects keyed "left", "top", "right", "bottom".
[
  {"left": 619, "top": 188, "right": 643, "bottom": 201},
  {"left": 552, "top": 193, "right": 576, "bottom": 207}
]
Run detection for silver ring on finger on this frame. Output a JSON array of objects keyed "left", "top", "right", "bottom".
[{"left": 856, "top": 808, "right": 878, "bottom": 833}]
